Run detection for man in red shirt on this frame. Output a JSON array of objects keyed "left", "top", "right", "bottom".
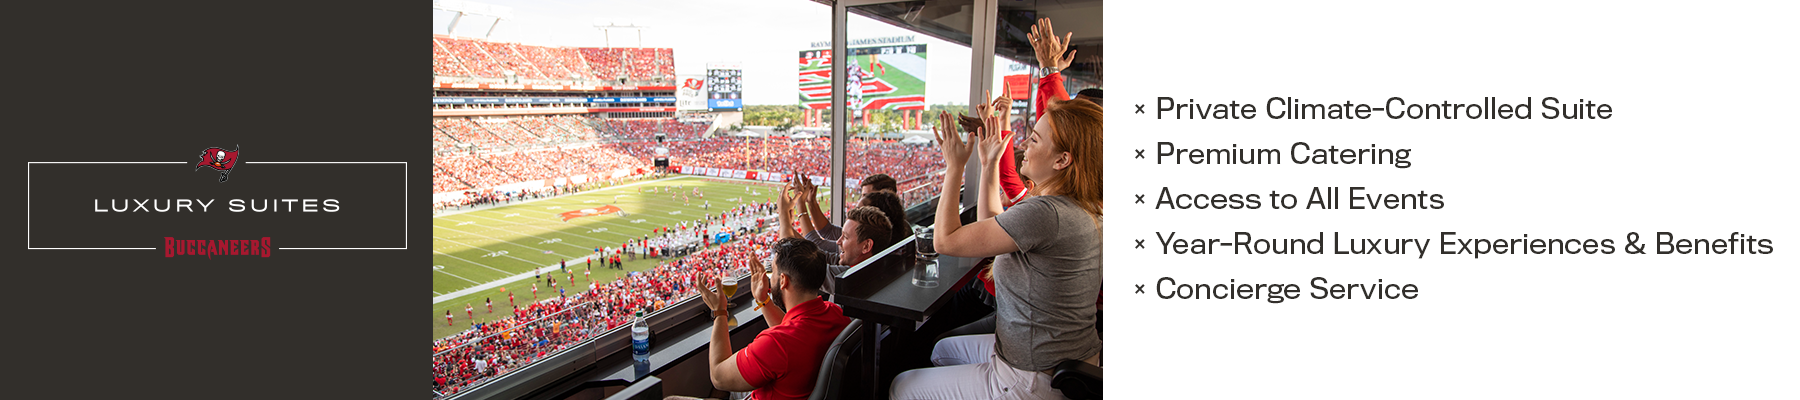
[{"left": 690, "top": 238, "right": 848, "bottom": 400}]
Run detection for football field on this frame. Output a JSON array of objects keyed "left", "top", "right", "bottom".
[{"left": 430, "top": 175, "right": 800, "bottom": 339}]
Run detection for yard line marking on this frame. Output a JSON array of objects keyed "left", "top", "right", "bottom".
[
  {"left": 432, "top": 175, "right": 690, "bottom": 218},
  {"left": 451, "top": 213, "right": 622, "bottom": 243},
  {"left": 434, "top": 268, "right": 482, "bottom": 285},
  {"left": 435, "top": 225, "right": 579, "bottom": 259},
  {"left": 431, "top": 254, "right": 605, "bottom": 305},
  {"left": 444, "top": 218, "right": 603, "bottom": 251},
  {"left": 432, "top": 250, "right": 516, "bottom": 277},
  {"left": 457, "top": 210, "right": 648, "bottom": 239},
  {"left": 431, "top": 235, "right": 556, "bottom": 266}
]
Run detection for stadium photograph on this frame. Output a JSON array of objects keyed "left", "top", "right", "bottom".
[{"left": 429, "top": 1, "right": 1103, "bottom": 399}]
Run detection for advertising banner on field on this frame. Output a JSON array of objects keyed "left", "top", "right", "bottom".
[{"left": 799, "top": 37, "right": 927, "bottom": 111}]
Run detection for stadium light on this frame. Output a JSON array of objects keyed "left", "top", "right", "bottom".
[
  {"left": 434, "top": 0, "right": 513, "bottom": 39},
  {"left": 592, "top": 21, "right": 650, "bottom": 48}
]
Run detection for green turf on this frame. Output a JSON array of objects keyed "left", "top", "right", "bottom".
[{"left": 430, "top": 175, "right": 825, "bottom": 340}]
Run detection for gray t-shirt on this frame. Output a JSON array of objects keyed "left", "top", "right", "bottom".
[
  {"left": 822, "top": 263, "right": 853, "bottom": 295},
  {"left": 991, "top": 195, "right": 1101, "bottom": 372},
  {"left": 804, "top": 223, "right": 843, "bottom": 261}
]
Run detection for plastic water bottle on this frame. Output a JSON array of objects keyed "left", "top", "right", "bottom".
[{"left": 631, "top": 311, "right": 650, "bottom": 363}]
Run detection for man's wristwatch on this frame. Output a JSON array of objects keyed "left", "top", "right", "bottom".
[
  {"left": 1045, "top": 66, "right": 1062, "bottom": 75},
  {"left": 712, "top": 308, "right": 730, "bottom": 318}
]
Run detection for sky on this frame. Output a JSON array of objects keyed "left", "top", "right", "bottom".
[{"left": 432, "top": 0, "right": 1024, "bottom": 106}]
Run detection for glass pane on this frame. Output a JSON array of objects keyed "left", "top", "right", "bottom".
[{"left": 845, "top": 1, "right": 969, "bottom": 211}]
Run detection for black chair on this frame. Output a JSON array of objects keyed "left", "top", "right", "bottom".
[
  {"left": 807, "top": 319, "right": 864, "bottom": 400},
  {"left": 1051, "top": 360, "right": 1101, "bottom": 400}
]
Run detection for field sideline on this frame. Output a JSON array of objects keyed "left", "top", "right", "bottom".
[{"left": 430, "top": 175, "right": 820, "bottom": 340}]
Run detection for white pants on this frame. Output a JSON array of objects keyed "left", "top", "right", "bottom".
[{"left": 888, "top": 334, "right": 1066, "bottom": 400}]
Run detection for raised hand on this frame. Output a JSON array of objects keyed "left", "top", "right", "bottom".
[
  {"left": 1027, "top": 17, "right": 1076, "bottom": 71},
  {"left": 795, "top": 172, "right": 817, "bottom": 199},
  {"left": 990, "top": 85, "right": 1012, "bottom": 131},
  {"left": 779, "top": 182, "right": 795, "bottom": 216},
  {"left": 976, "top": 88, "right": 1014, "bottom": 166},
  {"left": 748, "top": 256, "right": 771, "bottom": 303},
  {"left": 696, "top": 271, "right": 722, "bottom": 312},
  {"left": 978, "top": 117, "right": 1014, "bottom": 168},
  {"left": 935, "top": 111, "right": 974, "bottom": 165}
]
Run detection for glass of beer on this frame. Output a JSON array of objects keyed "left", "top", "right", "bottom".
[{"left": 719, "top": 275, "right": 739, "bottom": 328}]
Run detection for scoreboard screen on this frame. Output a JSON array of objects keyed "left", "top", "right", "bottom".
[{"left": 706, "top": 62, "right": 742, "bottom": 110}]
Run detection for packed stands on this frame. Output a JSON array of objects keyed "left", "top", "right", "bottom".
[
  {"left": 432, "top": 39, "right": 470, "bottom": 77},
  {"left": 433, "top": 127, "right": 461, "bottom": 154},
  {"left": 433, "top": 164, "right": 468, "bottom": 191},
  {"left": 599, "top": 118, "right": 710, "bottom": 141},
  {"left": 431, "top": 230, "right": 774, "bottom": 398},
  {"left": 439, "top": 38, "right": 509, "bottom": 78},
  {"left": 479, "top": 42, "right": 548, "bottom": 80},
  {"left": 577, "top": 47, "right": 676, "bottom": 83},
  {"left": 473, "top": 118, "right": 547, "bottom": 145},
  {"left": 435, "top": 154, "right": 518, "bottom": 190},
  {"left": 435, "top": 115, "right": 615, "bottom": 150},
  {"left": 432, "top": 142, "right": 643, "bottom": 195},
  {"left": 431, "top": 35, "right": 676, "bottom": 83},
  {"left": 517, "top": 45, "right": 585, "bottom": 81},
  {"left": 432, "top": 135, "right": 946, "bottom": 206},
  {"left": 434, "top": 118, "right": 506, "bottom": 149}
]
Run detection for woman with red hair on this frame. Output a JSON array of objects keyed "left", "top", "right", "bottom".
[{"left": 890, "top": 92, "right": 1103, "bottom": 399}]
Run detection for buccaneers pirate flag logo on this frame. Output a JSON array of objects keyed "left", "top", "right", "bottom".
[{"left": 196, "top": 145, "right": 240, "bottom": 182}]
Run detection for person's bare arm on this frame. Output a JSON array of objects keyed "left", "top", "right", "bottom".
[
  {"left": 788, "top": 174, "right": 821, "bottom": 235},
  {"left": 975, "top": 89, "right": 1013, "bottom": 220},
  {"left": 777, "top": 184, "right": 801, "bottom": 239},
  {"left": 799, "top": 173, "right": 832, "bottom": 234},
  {"left": 749, "top": 256, "right": 785, "bottom": 325},
  {"left": 697, "top": 273, "right": 754, "bottom": 392},
  {"left": 933, "top": 112, "right": 1023, "bottom": 258}
]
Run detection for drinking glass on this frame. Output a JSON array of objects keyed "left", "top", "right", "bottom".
[
  {"left": 912, "top": 229, "right": 938, "bottom": 287},
  {"left": 719, "top": 275, "right": 739, "bottom": 328}
]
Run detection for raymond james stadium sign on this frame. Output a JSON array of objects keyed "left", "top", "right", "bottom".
[{"left": 808, "top": 35, "right": 917, "bottom": 49}]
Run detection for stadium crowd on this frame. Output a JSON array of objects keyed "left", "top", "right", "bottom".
[
  {"left": 432, "top": 134, "right": 945, "bottom": 211},
  {"left": 431, "top": 228, "right": 774, "bottom": 398},
  {"left": 432, "top": 35, "right": 674, "bottom": 83},
  {"left": 599, "top": 118, "right": 710, "bottom": 141}
]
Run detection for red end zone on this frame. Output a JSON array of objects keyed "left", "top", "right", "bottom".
[{"left": 558, "top": 205, "right": 622, "bottom": 222}]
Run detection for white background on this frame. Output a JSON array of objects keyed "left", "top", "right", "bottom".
[{"left": 1104, "top": 1, "right": 1798, "bottom": 397}]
